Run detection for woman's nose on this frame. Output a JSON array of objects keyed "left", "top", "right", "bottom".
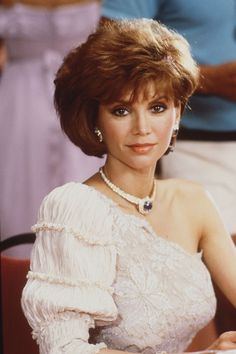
[{"left": 132, "top": 113, "right": 151, "bottom": 135}]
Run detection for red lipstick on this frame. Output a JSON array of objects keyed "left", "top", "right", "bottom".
[{"left": 127, "top": 143, "right": 156, "bottom": 153}]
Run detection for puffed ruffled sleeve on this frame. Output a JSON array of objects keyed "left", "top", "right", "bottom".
[{"left": 21, "top": 183, "right": 118, "bottom": 354}]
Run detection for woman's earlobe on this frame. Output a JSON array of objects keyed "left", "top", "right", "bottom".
[
  {"left": 173, "top": 122, "right": 179, "bottom": 134},
  {"left": 94, "top": 127, "right": 103, "bottom": 143},
  {"left": 164, "top": 122, "right": 179, "bottom": 155}
]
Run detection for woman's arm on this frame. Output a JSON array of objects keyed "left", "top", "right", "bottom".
[
  {"left": 199, "top": 190, "right": 236, "bottom": 307},
  {"left": 21, "top": 183, "right": 118, "bottom": 354},
  {"left": 197, "top": 190, "right": 236, "bottom": 351}
]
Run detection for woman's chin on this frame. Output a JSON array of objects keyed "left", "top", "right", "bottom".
[{"left": 125, "top": 156, "right": 159, "bottom": 172}]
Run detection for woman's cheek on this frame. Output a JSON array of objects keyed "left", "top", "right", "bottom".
[{"left": 155, "top": 119, "right": 174, "bottom": 143}]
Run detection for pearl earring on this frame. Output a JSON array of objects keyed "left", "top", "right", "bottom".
[
  {"left": 172, "top": 123, "right": 179, "bottom": 137},
  {"left": 94, "top": 127, "right": 103, "bottom": 143},
  {"left": 165, "top": 123, "right": 179, "bottom": 155},
  {"left": 169, "top": 123, "right": 179, "bottom": 152}
]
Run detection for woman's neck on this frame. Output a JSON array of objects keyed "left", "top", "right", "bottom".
[{"left": 103, "top": 160, "right": 156, "bottom": 199}]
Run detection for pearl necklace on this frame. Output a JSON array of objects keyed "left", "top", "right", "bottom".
[{"left": 99, "top": 168, "right": 156, "bottom": 215}]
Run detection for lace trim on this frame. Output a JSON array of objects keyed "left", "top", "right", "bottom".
[
  {"left": 32, "top": 222, "right": 113, "bottom": 246},
  {"left": 27, "top": 271, "right": 114, "bottom": 294}
]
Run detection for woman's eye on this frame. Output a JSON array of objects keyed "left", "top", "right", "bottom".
[
  {"left": 112, "top": 107, "right": 129, "bottom": 116},
  {"left": 151, "top": 104, "right": 166, "bottom": 113}
]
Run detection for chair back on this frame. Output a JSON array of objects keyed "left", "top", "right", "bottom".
[{"left": 1, "top": 233, "right": 38, "bottom": 354}]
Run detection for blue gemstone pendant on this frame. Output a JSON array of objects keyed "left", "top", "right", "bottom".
[{"left": 138, "top": 198, "right": 153, "bottom": 215}]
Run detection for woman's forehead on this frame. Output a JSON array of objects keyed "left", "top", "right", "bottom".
[{"left": 114, "top": 81, "right": 174, "bottom": 103}]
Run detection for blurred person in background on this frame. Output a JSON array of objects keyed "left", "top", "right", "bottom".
[
  {"left": 100, "top": 0, "right": 236, "bottom": 342},
  {"left": 0, "top": 0, "right": 104, "bottom": 256}
]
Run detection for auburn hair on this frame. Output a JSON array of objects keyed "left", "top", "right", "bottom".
[{"left": 54, "top": 18, "right": 199, "bottom": 157}]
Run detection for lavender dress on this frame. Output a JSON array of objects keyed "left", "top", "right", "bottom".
[{"left": 0, "top": 2, "right": 104, "bottom": 254}]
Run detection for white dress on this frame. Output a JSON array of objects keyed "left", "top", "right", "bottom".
[
  {"left": 22, "top": 183, "right": 216, "bottom": 354},
  {"left": 0, "top": 3, "right": 104, "bottom": 241}
]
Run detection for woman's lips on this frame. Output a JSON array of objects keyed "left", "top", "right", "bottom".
[{"left": 127, "top": 143, "right": 156, "bottom": 153}]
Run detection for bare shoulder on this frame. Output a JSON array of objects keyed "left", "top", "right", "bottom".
[
  {"left": 165, "top": 178, "right": 226, "bottom": 236},
  {"left": 161, "top": 178, "right": 221, "bottom": 228},
  {"left": 171, "top": 178, "right": 220, "bottom": 214},
  {"left": 161, "top": 177, "right": 210, "bottom": 205},
  {"left": 163, "top": 177, "right": 225, "bottom": 238}
]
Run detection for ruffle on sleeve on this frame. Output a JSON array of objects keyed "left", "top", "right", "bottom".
[
  {"left": 31, "top": 312, "right": 107, "bottom": 354},
  {"left": 33, "top": 182, "right": 114, "bottom": 245},
  {"left": 21, "top": 183, "right": 118, "bottom": 354}
]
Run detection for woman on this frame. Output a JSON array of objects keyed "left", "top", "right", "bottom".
[
  {"left": 22, "top": 19, "right": 236, "bottom": 353},
  {"left": 0, "top": 0, "right": 103, "bottom": 250}
]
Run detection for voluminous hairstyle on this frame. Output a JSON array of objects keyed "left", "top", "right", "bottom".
[{"left": 54, "top": 18, "right": 199, "bottom": 157}]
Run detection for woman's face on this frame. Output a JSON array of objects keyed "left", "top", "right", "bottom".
[{"left": 98, "top": 82, "right": 180, "bottom": 172}]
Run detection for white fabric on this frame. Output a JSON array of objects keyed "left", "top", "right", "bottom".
[
  {"left": 0, "top": 3, "right": 104, "bottom": 245},
  {"left": 22, "top": 183, "right": 216, "bottom": 354},
  {"left": 161, "top": 141, "right": 236, "bottom": 235}
]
